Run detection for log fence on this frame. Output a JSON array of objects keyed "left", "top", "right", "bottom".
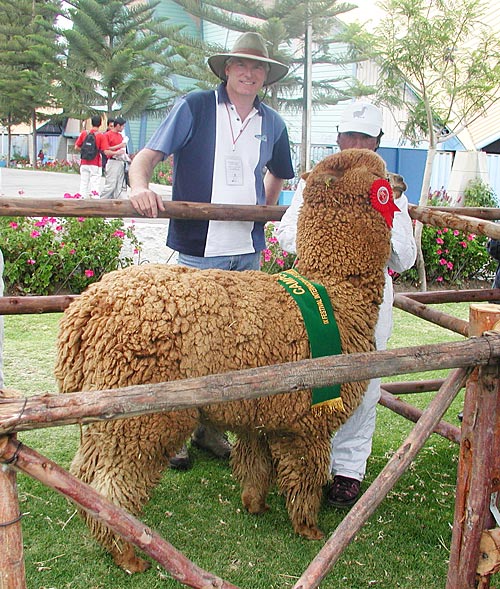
[{"left": 0, "top": 197, "right": 500, "bottom": 588}]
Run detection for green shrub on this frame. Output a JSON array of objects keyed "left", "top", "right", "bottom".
[
  {"left": 151, "top": 156, "right": 173, "bottom": 185},
  {"left": 260, "top": 221, "right": 296, "bottom": 273},
  {"left": 399, "top": 180, "right": 498, "bottom": 286},
  {"left": 39, "top": 159, "right": 80, "bottom": 174},
  {"left": 462, "top": 178, "right": 498, "bottom": 208},
  {"left": 0, "top": 208, "right": 142, "bottom": 295}
]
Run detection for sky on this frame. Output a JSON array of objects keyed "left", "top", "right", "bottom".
[{"left": 338, "top": 0, "right": 386, "bottom": 30}]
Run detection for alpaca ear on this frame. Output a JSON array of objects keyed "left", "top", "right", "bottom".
[
  {"left": 388, "top": 172, "right": 407, "bottom": 199},
  {"left": 301, "top": 171, "right": 310, "bottom": 181}
]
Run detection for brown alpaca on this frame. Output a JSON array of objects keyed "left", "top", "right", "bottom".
[{"left": 55, "top": 149, "right": 394, "bottom": 573}]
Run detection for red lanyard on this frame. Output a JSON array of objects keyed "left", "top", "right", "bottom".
[{"left": 225, "top": 103, "right": 253, "bottom": 151}]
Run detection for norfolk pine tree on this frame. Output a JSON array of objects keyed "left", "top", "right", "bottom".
[
  {"left": 0, "top": 0, "right": 62, "bottom": 167},
  {"left": 60, "top": 0, "right": 209, "bottom": 120},
  {"left": 371, "top": 0, "right": 500, "bottom": 289}
]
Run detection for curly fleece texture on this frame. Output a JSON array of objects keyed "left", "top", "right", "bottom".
[{"left": 55, "top": 148, "right": 393, "bottom": 572}]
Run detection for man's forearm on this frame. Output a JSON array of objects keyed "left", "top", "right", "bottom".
[
  {"left": 129, "top": 148, "right": 163, "bottom": 190},
  {"left": 264, "top": 171, "right": 285, "bottom": 205}
]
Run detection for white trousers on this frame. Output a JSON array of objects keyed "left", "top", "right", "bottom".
[
  {"left": 330, "top": 277, "right": 394, "bottom": 482},
  {"left": 79, "top": 164, "right": 101, "bottom": 199},
  {"left": 330, "top": 376, "right": 381, "bottom": 480}
]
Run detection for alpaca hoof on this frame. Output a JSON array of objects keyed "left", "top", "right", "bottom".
[
  {"left": 296, "top": 525, "right": 324, "bottom": 540},
  {"left": 113, "top": 546, "right": 151, "bottom": 573},
  {"left": 241, "top": 490, "right": 269, "bottom": 514},
  {"left": 246, "top": 502, "right": 270, "bottom": 515}
]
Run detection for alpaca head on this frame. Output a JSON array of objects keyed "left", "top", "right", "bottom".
[{"left": 296, "top": 149, "right": 396, "bottom": 286}]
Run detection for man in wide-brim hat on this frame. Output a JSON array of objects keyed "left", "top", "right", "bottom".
[
  {"left": 128, "top": 32, "right": 294, "bottom": 469},
  {"left": 207, "top": 31, "right": 289, "bottom": 86}
]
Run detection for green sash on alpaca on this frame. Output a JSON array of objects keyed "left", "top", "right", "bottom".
[{"left": 277, "top": 269, "right": 344, "bottom": 412}]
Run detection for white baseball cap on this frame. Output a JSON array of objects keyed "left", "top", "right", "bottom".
[{"left": 338, "top": 102, "right": 383, "bottom": 137}]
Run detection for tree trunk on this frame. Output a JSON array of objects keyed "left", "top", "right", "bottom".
[
  {"left": 415, "top": 144, "right": 437, "bottom": 290},
  {"left": 31, "top": 110, "right": 37, "bottom": 169}
]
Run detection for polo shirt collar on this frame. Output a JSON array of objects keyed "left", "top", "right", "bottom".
[{"left": 217, "top": 83, "right": 263, "bottom": 114}]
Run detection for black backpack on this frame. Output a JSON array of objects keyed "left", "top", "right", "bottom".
[{"left": 80, "top": 132, "right": 98, "bottom": 160}]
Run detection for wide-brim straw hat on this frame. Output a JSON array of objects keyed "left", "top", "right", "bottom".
[{"left": 208, "top": 32, "right": 289, "bottom": 86}]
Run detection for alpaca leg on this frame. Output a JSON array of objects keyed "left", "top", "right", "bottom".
[
  {"left": 231, "top": 434, "right": 274, "bottom": 515},
  {"left": 268, "top": 430, "right": 331, "bottom": 540},
  {"left": 71, "top": 411, "right": 198, "bottom": 572}
]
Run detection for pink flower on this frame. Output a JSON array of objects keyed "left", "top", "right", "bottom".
[
  {"left": 34, "top": 218, "right": 48, "bottom": 227},
  {"left": 459, "top": 241, "right": 467, "bottom": 248},
  {"left": 69, "top": 249, "right": 76, "bottom": 255},
  {"left": 439, "top": 258, "right": 447, "bottom": 266},
  {"left": 276, "top": 258, "right": 285, "bottom": 267},
  {"left": 56, "top": 225, "right": 63, "bottom": 232},
  {"left": 436, "top": 249, "right": 442, "bottom": 255},
  {"left": 453, "top": 230, "right": 459, "bottom": 236},
  {"left": 78, "top": 217, "right": 85, "bottom": 222},
  {"left": 30, "top": 230, "right": 40, "bottom": 238},
  {"left": 133, "top": 248, "right": 139, "bottom": 255},
  {"left": 113, "top": 230, "right": 125, "bottom": 238},
  {"left": 27, "top": 259, "right": 35, "bottom": 265},
  {"left": 84, "top": 269, "right": 94, "bottom": 277},
  {"left": 47, "top": 250, "right": 55, "bottom": 256},
  {"left": 9, "top": 222, "right": 18, "bottom": 229},
  {"left": 447, "top": 261, "right": 453, "bottom": 270},
  {"left": 263, "top": 249, "right": 272, "bottom": 262},
  {"left": 467, "top": 234, "right": 475, "bottom": 241},
  {"left": 437, "top": 276, "right": 444, "bottom": 282},
  {"left": 436, "top": 238, "right": 444, "bottom": 245}
]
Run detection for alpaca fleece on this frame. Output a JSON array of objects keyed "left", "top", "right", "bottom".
[{"left": 55, "top": 148, "right": 393, "bottom": 573}]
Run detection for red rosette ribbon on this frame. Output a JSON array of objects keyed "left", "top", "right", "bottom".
[{"left": 370, "top": 178, "right": 400, "bottom": 228}]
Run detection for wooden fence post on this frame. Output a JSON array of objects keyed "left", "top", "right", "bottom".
[
  {"left": 0, "top": 435, "right": 26, "bottom": 589},
  {"left": 446, "top": 303, "right": 500, "bottom": 589}
]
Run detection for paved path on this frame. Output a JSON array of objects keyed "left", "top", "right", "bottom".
[
  {"left": 0, "top": 167, "right": 172, "bottom": 200},
  {"left": 0, "top": 167, "right": 176, "bottom": 264}
]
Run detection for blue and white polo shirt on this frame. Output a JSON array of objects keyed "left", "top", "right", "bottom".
[{"left": 146, "top": 83, "right": 295, "bottom": 257}]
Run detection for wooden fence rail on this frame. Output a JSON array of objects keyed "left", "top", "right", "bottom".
[{"left": 1, "top": 335, "right": 499, "bottom": 436}]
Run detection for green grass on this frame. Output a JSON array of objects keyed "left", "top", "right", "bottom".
[{"left": 2, "top": 302, "right": 485, "bottom": 589}]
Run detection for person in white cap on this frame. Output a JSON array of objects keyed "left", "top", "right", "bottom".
[
  {"left": 277, "top": 101, "right": 416, "bottom": 508},
  {"left": 128, "top": 32, "right": 295, "bottom": 469}
]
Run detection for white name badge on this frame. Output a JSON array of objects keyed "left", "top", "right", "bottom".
[{"left": 225, "top": 156, "right": 243, "bottom": 185}]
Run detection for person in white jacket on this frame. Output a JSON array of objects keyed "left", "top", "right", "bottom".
[{"left": 276, "top": 101, "right": 417, "bottom": 508}]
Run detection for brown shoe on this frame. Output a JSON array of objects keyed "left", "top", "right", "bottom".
[
  {"left": 191, "top": 424, "right": 232, "bottom": 459},
  {"left": 169, "top": 444, "right": 192, "bottom": 470},
  {"left": 327, "top": 475, "right": 361, "bottom": 508}
]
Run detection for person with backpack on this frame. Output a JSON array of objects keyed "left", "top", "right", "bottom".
[{"left": 75, "top": 115, "right": 105, "bottom": 199}]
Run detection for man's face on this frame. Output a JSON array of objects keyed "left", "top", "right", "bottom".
[
  {"left": 114, "top": 123, "right": 125, "bottom": 132},
  {"left": 225, "top": 57, "right": 268, "bottom": 97},
  {"left": 337, "top": 131, "right": 379, "bottom": 152}
]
